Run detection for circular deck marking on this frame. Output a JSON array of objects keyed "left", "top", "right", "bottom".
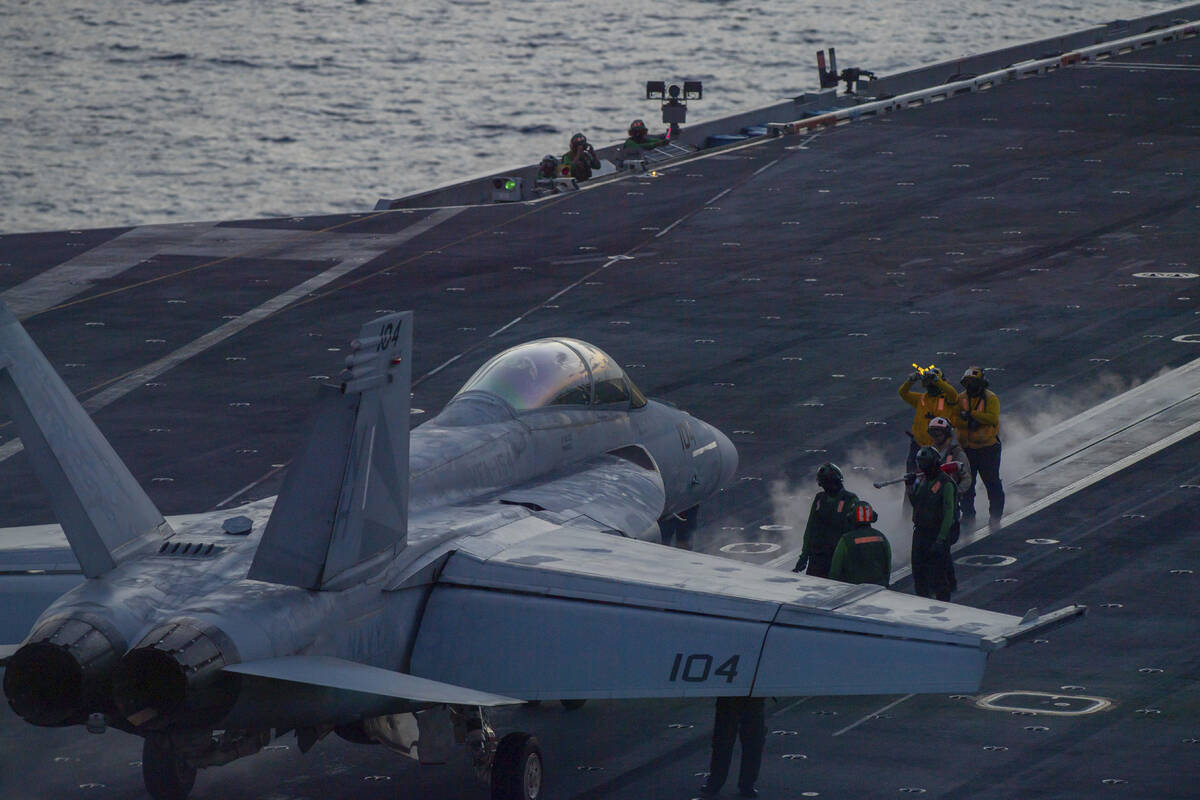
[
  {"left": 1172, "top": 334, "right": 1200, "bottom": 344},
  {"left": 1133, "top": 272, "right": 1197, "bottom": 279},
  {"left": 956, "top": 554, "right": 1017, "bottom": 567},
  {"left": 721, "top": 542, "right": 782, "bottom": 555},
  {"left": 759, "top": 524, "right": 793, "bottom": 532}
]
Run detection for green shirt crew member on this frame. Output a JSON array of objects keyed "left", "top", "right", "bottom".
[
  {"left": 829, "top": 501, "right": 892, "bottom": 587},
  {"left": 793, "top": 462, "right": 859, "bottom": 578},
  {"left": 908, "top": 446, "right": 957, "bottom": 601},
  {"left": 623, "top": 119, "right": 666, "bottom": 150},
  {"left": 561, "top": 132, "right": 601, "bottom": 181}
]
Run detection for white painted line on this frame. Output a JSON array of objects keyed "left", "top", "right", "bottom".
[
  {"left": 655, "top": 216, "right": 688, "bottom": 238},
  {"left": 1, "top": 223, "right": 218, "bottom": 318},
  {"left": 0, "top": 208, "right": 464, "bottom": 465},
  {"left": 1082, "top": 62, "right": 1200, "bottom": 71},
  {"left": 420, "top": 253, "right": 634, "bottom": 383},
  {"left": 692, "top": 441, "right": 718, "bottom": 457},
  {"left": 832, "top": 694, "right": 914, "bottom": 737},
  {"left": 752, "top": 158, "right": 781, "bottom": 177},
  {"left": 773, "top": 696, "right": 813, "bottom": 716},
  {"left": 705, "top": 188, "right": 732, "bottom": 205}
]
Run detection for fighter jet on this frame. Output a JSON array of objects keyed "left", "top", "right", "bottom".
[{"left": 0, "top": 302, "right": 1082, "bottom": 800}]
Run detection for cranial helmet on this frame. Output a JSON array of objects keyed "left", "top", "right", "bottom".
[
  {"left": 924, "top": 366, "right": 943, "bottom": 382},
  {"left": 915, "top": 446, "right": 941, "bottom": 472},
  {"left": 570, "top": 132, "right": 588, "bottom": 148},
  {"left": 816, "top": 462, "right": 844, "bottom": 492},
  {"left": 961, "top": 365, "right": 988, "bottom": 388},
  {"left": 629, "top": 119, "right": 647, "bottom": 135},
  {"left": 927, "top": 416, "right": 952, "bottom": 435},
  {"left": 853, "top": 501, "right": 878, "bottom": 525}
]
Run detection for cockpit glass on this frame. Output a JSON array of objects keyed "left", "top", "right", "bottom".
[
  {"left": 456, "top": 340, "right": 591, "bottom": 410},
  {"left": 571, "top": 341, "right": 630, "bottom": 405}
]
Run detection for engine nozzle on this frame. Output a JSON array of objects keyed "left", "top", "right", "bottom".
[
  {"left": 110, "top": 619, "right": 239, "bottom": 730},
  {"left": 3, "top": 616, "right": 123, "bottom": 727}
]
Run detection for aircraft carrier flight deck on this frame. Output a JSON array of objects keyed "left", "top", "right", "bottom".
[{"left": 1, "top": 8, "right": 1199, "bottom": 800}]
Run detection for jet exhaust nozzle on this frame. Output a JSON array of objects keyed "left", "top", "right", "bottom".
[
  {"left": 3, "top": 616, "right": 124, "bottom": 727},
  {"left": 110, "top": 619, "right": 240, "bottom": 730}
]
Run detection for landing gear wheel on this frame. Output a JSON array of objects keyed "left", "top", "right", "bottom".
[
  {"left": 491, "top": 732, "right": 543, "bottom": 800},
  {"left": 560, "top": 699, "right": 586, "bottom": 710},
  {"left": 142, "top": 735, "right": 197, "bottom": 800}
]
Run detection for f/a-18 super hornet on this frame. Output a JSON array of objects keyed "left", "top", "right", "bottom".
[{"left": 0, "top": 301, "right": 1082, "bottom": 800}]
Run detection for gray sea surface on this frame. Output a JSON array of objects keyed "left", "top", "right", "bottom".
[{"left": 0, "top": 0, "right": 1186, "bottom": 233}]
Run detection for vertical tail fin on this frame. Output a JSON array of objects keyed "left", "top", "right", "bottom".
[
  {"left": 248, "top": 311, "right": 412, "bottom": 590},
  {"left": 0, "top": 302, "right": 171, "bottom": 578}
]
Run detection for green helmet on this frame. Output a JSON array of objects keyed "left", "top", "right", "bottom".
[
  {"left": 915, "top": 446, "right": 941, "bottom": 472},
  {"left": 816, "top": 462, "right": 844, "bottom": 492}
]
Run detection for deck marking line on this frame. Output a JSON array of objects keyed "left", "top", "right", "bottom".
[
  {"left": 0, "top": 209, "right": 463, "bottom": 465},
  {"left": 752, "top": 158, "right": 781, "bottom": 176},
  {"left": 832, "top": 694, "right": 914, "bottom": 737},
  {"left": 418, "top": 252, "right": 628, "bottom": 384},
  {"left": 706, "top": 188, "right": 732, "bottom": 205},
  {"left": 655, "top": 217, "right": 688, "bottom": 238}
]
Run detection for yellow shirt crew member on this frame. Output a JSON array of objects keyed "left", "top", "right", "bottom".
[{"left": 898, "top": 369, "right": 959, "bottom": 446}]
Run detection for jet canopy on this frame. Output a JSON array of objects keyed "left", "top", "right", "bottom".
[{"left": 456, "top": 338, "right": 647, "bottom": 411}]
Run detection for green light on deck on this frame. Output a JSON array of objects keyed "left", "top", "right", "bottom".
[{"left": 503, "top": 179, "right": 517, "bottom": 191}]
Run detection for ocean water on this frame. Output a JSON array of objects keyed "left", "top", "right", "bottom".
[{"left": 0, "top": 0, "right": 1186, "bottom": 233}]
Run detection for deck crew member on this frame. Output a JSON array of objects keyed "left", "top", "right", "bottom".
[
  {"left": 898, "top": 366, "right": 959, "bottom": 475},
  {"left": 908, "top": 446, "right": 957, "bottom": 601},
  {"left": 829, "top": 500, "right": 892, "bottom": 587},
  {"left": 793, "top": 462, "right": 858, "bottom": 578},
  {"left": 623, "top": 118, "right": 666, "bottom": 150},
  {"left": 927, "top": 417, "right": 972, "bottom": 503},
  {"left": 953, "top": 366, "right": 1005, "bottom": 525},
  {"left": 534, "top": 154, "right": 560, "bottom": 194},
  {"left": 561, "top": 132, "right": 601, "bottom": 181},
  {"left": 701, "top": 696, "right": 766, "bottom": 798},
  {"left": 926, "top": 416, "right": 970, "bottom": 593}
]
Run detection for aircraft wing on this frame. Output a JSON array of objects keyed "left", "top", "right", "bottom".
[
  {"left": 408, "top": 525, "right": 1084, "bottom": 700},
  {"left": 225, "top": 656, "right": 522, "bottom": 707}
]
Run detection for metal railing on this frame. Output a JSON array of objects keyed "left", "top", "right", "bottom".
[{"left": 767, "top": 19, "right": 1200, "bottom": 137}]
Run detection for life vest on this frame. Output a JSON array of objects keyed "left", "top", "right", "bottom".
[{"left": 957, "top": 393, "right": 999, "bottom": 447}]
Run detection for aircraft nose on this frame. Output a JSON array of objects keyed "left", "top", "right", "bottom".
[{"left": 713, "top": 426, "right": 738, "bottom": 490}]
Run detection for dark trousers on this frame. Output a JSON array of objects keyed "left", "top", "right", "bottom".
[
  {"left": 911, "top": 532, "right": 952, "bottom": 601},
  {"left": 806, "top": 551, "right": 833, "bottom": 579},
  {"left": 963, "top": 441, "right": 1004, "bottom": 520},
  {"left": 707, "top": 697, "right": 766, "bottom": 793}
]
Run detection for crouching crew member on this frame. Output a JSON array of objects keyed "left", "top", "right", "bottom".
[
  {"left": 898, "top": 366, "right": 959, "bottom": 475},
  {"left": 908, "top": 446, "right": 957, "bottom": 601},
  {"left": 829, "top": 500, "right": 892, "bottom": 587},
  {"left": 954, "top": 366, "right": 1005, "bottom": 525},
  {"left": 793, "top": 462, "right": 858, "bottom": 578}
]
